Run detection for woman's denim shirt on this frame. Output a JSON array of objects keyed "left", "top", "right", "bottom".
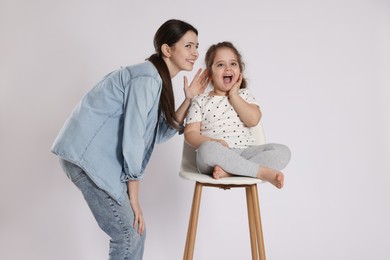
[{"left": 51, "top": 61, "right": 178, "bottom": 204}]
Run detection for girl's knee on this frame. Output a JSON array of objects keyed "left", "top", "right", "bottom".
[
  {"left": 198, "top": 141, "right": 222, "bottom": 160},
  {"left": 197, "top": 141, "right": 223, "bottom": 171},
  {"left": 281, "top": 144, "right": 291, "bottom": 161},
  {"left": 269, "top": 143, "right": 290, "bottom": 156},
  {"left": 273, "top": 143, "right": 291, "bottom": 165},
  {"left": 198, "top": 141, "right": 222, "bottom": 155}
]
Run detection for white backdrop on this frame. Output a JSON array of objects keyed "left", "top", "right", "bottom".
[{"left": 1, "top": 0, "right": 389, "bottom": 259}]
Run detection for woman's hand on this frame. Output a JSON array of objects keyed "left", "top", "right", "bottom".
[
  {"left": 183, "top": 68, "right": 209, "bottom": 99},
  {"left": 130, "top": 200, "right": 145, "bottom": 235},
  {"left": 128, "top": 180, "right": 145, "bottom": 235},
  {"left": 228, "top": 73, "right": 243, "bottom": 97},
  {"left": 176, "top": 70, "right": 208, "bottom": 124}
]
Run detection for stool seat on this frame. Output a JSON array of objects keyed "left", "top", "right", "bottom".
[{"left": 180, "top": 170, "right": 262, "bottom": 185}]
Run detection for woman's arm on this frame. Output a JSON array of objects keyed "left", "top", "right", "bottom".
[
  {"left": 176, "top": 98, "right": 191, "bottom": 125},
  {"left": 175, "top": 69, "right": 209, "bottom": 124},
  {"left": 128, "top": 180, "right": 145, "bottom": 235}
]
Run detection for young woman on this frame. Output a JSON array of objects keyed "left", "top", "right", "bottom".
[
  {"left": 51, "top": 19, "right": 208, "bottom": 259},
  {"left": 184, "top": 41, "right": 291, "bottom": 189}
]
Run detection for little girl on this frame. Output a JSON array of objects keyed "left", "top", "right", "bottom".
[{"left": 184, "top": 41, "right": 291, "bottom": 189}]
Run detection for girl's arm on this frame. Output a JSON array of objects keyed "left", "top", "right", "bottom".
[
  {"left": 229, "top": 74, "right": 261, "bottom": 127},
  {"left": 175, "top": 69, "right": 209, "bottom": 124},
  {"left": 184, "top": 122, "right": 228, "bottom": 149},
  {"left": 229, "top": 94, "right": 261, "bottom": 127}
]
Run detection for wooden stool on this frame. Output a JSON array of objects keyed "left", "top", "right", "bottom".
[{"left": 179, "top": 123, "right": 268, "bottom": 259}]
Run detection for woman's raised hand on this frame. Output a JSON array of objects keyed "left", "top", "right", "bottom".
[{"left": 183, "top": 68, "right": 209, "bottom": 99}]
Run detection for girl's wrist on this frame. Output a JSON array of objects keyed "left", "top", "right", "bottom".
[{"left": 229, "top": 92, "right": 239, "bottom": 98}]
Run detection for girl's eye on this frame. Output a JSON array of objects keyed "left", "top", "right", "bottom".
[
  {"left": 217, "top": 64, "right": 224, "bottom": 67},
  {"left": 231, "top": 62, "right": 238, "bottom": 66}
]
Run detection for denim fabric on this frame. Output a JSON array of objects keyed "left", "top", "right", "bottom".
[
  {"left": 51, "top": 61, "right": 178, "bottom": 204},
  {"left": 60, "top": 159, "right": 146, "bottom": 260}
]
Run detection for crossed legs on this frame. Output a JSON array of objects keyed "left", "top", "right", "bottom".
[{"left": 196, "top": 141, "right": 291, "bottom": 189}]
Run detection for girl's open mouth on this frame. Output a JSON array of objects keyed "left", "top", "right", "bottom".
[{"left": 223, "top": 75, "right": 233, "bottom": 83}]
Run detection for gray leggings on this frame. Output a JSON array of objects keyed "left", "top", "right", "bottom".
[{"left": 196, "top": 141, "right": 291, "bottom": 177}]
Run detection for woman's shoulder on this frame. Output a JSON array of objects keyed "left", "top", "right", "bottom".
[{"left": 122, "top": 61, "right": 160, "bottom": 81}]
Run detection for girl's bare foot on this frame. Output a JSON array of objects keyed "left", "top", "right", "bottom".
[
  {"left": 257, "top": 166, "right": 284, "bottom": 189},
  {"left": 213, "top": 166, "right": 233, "bottom": 179}
]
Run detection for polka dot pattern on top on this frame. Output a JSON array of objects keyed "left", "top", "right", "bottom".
[{"left": 186, "top": 88, "right": 259, "bottom": 149}]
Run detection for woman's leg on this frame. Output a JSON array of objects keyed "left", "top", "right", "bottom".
[{"left": 59, "top": 159, "right": 145, "bottom": 260}]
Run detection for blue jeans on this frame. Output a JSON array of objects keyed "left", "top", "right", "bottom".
[{"left": 59, "top": 159, "right": 146, "bottom": 260}]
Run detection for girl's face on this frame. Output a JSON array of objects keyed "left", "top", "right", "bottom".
[
  {"left": 166, "top": 30, "right": 199, "bottom": 78},
  {"left": 210, "top": 48, "right": 241, "bottom": 95}
]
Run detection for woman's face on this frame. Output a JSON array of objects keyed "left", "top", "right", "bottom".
[
  {"left": 165, "top": 30, "right": 199, "bottom": 77},
  {"left": 210, "top": 48, "right": 241, "bottom": 95}
]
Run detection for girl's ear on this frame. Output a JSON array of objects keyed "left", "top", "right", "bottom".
[{"left": 161, "top": 44, "right": 171, "bottom": 58}]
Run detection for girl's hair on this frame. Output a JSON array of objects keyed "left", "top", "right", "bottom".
[
  {"left": 147, "top": 19, "right": 198, "bottom": 129},
  {"left": 205, "top": 41, "right": 247, "bottom": 89}
]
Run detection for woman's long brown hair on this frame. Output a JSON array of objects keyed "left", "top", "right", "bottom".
[{"left": 147, "top": 19, "right": 198, "bottom": 129}]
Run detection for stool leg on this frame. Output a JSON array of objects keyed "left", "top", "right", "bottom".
[
  {"left": 246, "top": 186, "right": 259, "bottom": 260},
  {"left": 251, "top": 185, "right": 266, "bottom": 260},
  {"left": 184, "top": 182, "right": 203, "bottom": 260}
]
